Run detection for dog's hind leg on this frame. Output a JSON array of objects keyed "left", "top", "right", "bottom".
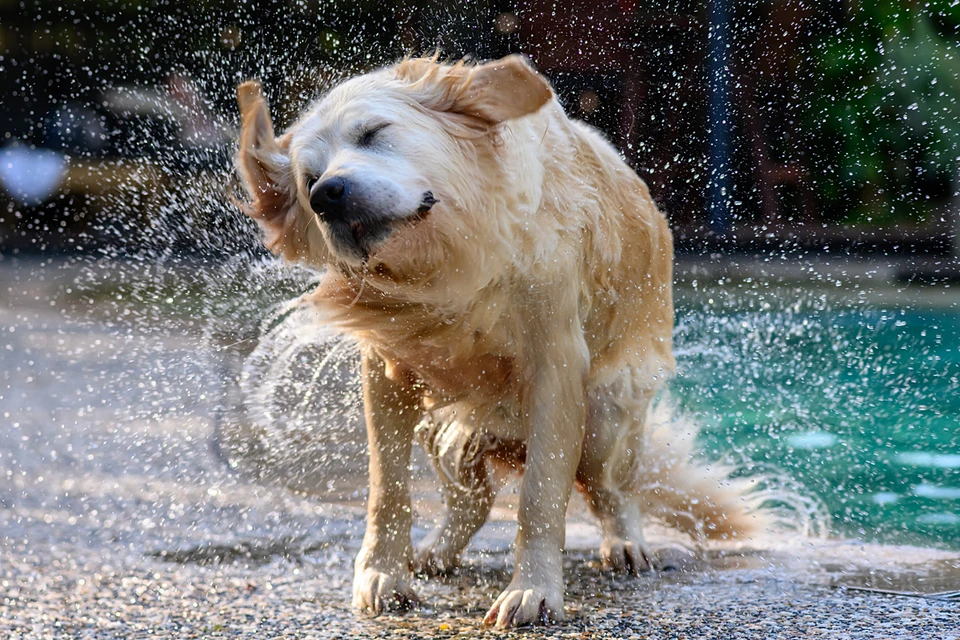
[
  {"left": 580, "top": 370, "right": 764, "bottom": 573},
  {"left": 577, "top": 376, "right": 658, "bottom": 575},
  {"left": 414, "top": 421, "right": 496, "bottom": 575}
]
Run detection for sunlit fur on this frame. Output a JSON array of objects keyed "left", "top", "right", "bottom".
[{"left": 236, "top": 55, "right": 762, "bottom": 628}]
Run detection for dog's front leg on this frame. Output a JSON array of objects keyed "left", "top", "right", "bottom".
[
  {"left": 353, "top": 348, "right": 421, "bottom": 614},
  {"left": 484, "top": 340, "right": 588, "bottom": 628}
]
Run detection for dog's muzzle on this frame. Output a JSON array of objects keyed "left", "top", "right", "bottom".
[{"left": 311, "top": 179, "right": 437, "bottom": 261}]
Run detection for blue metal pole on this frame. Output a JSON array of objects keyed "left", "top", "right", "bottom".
[{"left": 707, "top": 0, "right": 732, "bottom": 238}]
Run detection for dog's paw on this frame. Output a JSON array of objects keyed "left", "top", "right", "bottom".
[
  {"left": 413, "top": 545, "right": 460, "bottom": 576},
  {"left": 600, "top": 537, "right": 653, "bottom": 575},
  {"left": 352, "top": 568, "right": 419, "bottom": 615},
  {"left": 601, "top": 540, "right": 700, "bottom": 574},
  {"left": 482, "top": 582, "right": 564, "bottom": 628}
]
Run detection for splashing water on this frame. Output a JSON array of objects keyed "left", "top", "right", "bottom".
[
  {"left": 211, "top": 281, "right": 835, "bottom": 543},
  {"left": 49, "top": 244, "right": 957, "bottom": 570},
  {"left": 229, "top": 297, "right": 367, "bottom": 496}
]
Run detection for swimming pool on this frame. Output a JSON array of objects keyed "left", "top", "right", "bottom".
[{"left": 672, "top": 279, "right": 960, "bottom": 549}]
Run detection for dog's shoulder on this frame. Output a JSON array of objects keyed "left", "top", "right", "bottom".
[{"left": 523, "top": 111, "right": 676, "bottom": 384}]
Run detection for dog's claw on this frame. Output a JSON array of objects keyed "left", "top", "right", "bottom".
[
  {"left": 601, "top": 538, "right": 653, "bottom": 576},
  {"left": 483, "top": 584, "right": 563, "bottom": 628},
  {"left": 413, "top": 546, "right": 459, "bottom": 577},
  {"left": 601, "top": 540, "right": 699, "bottom": 574},
  {"left": 353, "top": 568, "right": 419, "bottom": 615}
]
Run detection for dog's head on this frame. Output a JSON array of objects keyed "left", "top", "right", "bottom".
[{"left": 235, "top": 55, "right": 552, "bottom": 278}]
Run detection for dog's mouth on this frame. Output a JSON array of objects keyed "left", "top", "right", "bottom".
[
  {"left": 327, "top": 191, "right": 438, "bottom": 263},
  {"left": 328, "top": 217, "right": 391, "bottom": 263},
  {"left": 347, "top": 219, "right": 370, "bottom": 245},
  {"left": 413, "top": 191, "right": 438, "bottom": 220}
]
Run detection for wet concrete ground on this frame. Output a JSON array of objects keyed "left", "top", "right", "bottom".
[{"left": 2, "top": 256, "right": 960, "bottom": 639}]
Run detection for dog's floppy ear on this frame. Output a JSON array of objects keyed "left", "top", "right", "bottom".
[
  {"left": 456, "top": 55, "right": 552, "bottom": 123},
  {"left": 401, "top": 55, "right": 553, "bottom": 126},
  {"left": 235, "top": 81, "right": 294, "bottom": 249}
]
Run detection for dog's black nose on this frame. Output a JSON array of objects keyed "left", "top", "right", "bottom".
[{"left": 310, "top": 176, "right": 349, "bottom": 218}]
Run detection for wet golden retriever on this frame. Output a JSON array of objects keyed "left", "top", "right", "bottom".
[{"left": 235, "top": 55, "right": 760, "bottom": 628}]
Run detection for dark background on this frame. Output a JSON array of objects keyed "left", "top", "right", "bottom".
[{"left": 1, "top": 0, "right": 959, "bottom": 256}]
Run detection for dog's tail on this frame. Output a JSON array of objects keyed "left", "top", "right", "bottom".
[{"left": 630, "top": 400, "right": 772, "bottom": 541}]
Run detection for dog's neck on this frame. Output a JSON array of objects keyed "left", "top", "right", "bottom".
[
  {"left": 307, "top": 266, "right": 517, "bottom": 361},
  {"left": 309, "top": 269, "right": 467, "bottom": 336}
]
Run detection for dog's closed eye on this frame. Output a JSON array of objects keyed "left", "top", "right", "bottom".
[{"left": 357, "top": 123, "right": 390, "bottom": 148}]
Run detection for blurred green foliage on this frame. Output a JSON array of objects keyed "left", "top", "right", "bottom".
[{"left": 810, "top": 1, "right": 960, "bottom": 224}]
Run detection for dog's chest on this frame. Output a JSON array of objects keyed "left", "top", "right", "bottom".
[
  {"left": 383, "top": 342, "right": 516, "bottom": 407},
  {"left": 316, "top": 276, "right": 523, "bottom": 420}
]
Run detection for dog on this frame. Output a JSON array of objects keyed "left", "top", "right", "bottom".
[{"left": 235, "top": 55, "right": 761, "bottom": 628}]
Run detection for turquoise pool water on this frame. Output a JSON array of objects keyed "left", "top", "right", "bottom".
[{"left": 672, "top": 286, "right": 960, "bottom": 549}]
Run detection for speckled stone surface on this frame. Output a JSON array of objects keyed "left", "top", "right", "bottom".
[{"left": 3, "top": 537, "right": 960, "bottom": 639}]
